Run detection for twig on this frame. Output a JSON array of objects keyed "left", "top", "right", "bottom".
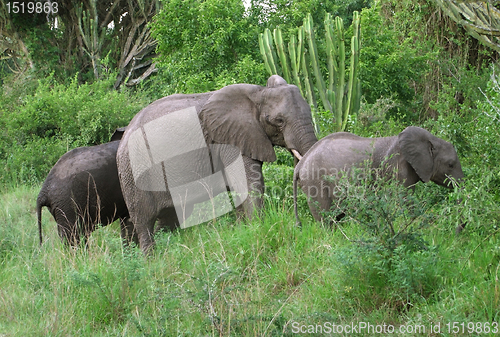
[
  {"left": 460, "top": 224, "right": 500, "bottom": 271},
  {"left": 263, "top": 272, "right": 315, "bottom": 336},
  {"left": 461, "top": 227, "right": 500, "bottom": 272}
]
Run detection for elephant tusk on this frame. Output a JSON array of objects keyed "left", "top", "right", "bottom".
[{"left": 291, "top": 149, "right": 302, "bottom": 161}]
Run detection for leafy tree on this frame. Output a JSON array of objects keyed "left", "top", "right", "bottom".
[
  {"left": 1, "top": 0, "right": 160, "bottom": 88},
  {"left": 249, "top": 0, "right": 369, "bottom": 34},
  {"left": 151, "top": 0, "right": 259, "bottom": 93},
  {"left": 359, "top": 3, "right": 432, "bottom": 118}
]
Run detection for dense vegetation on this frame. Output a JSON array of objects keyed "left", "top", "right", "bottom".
[{"left": 1, "top": 0, "right": 499, "bottom": 335}]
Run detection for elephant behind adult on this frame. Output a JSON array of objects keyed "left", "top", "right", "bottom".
[
  {"left": 293, "top": 126, "right": 464, "bottom": 224},
  {"left": 36, "top": 128, "right": 138, "bottom": 246},
  {"left": 117, "top": 75, "right": 318, "bottom": 253}
]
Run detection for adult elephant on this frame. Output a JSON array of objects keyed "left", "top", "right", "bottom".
[
  {"left": 293, "top": 126, "right": 464, "bottom": 224},
  {"left": 117, "top": 75, "right": 318, "bottom": 253}
]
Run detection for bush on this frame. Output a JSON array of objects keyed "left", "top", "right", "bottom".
[
  {"left": 151, "top": 0, "right": 260, "bottom": 94},
  {"left": 421, "top": 65, "right": 500, "bottom": 236},
  {"left": 0, "top": 73, "right": 148, "bottom": 184},
  {"left": 324, "top": 166, "right": 444, "bottom": 311},
  {"left": 359, "top": 3, "right": 434, "bottom": 121},
  {"left": 333, "top": 242, "right": 440, "bottom": 312},
  {"left": 346, "top": 96, "right": 405, "bottom": 138}
]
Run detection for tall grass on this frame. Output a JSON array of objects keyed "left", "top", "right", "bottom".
[{"left": 0, "top": 172, "right": 499, "bottom": 336}]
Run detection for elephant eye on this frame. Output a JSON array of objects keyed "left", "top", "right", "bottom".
[
  {"left": 448, "top": 163, "right": 454, "bottom": 168},
  {"left": 275, "top": 117, "right": 284, "bottom": 125}
]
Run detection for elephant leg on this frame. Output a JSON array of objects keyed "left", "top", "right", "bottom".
[
  {"left": 127, "top": 195, "right": 158, "bottom": 254},
  {"left": 307, "top": 198, "right": 324, "bottom": 222},
  {"left": 131, "top": 209, "right": 157, "bottom": 254},
  {"left": 155, "top": 207, "right": 182, "bottom": 234},
  {"left": 237, "top": 156, "right": 264, "bottom": 219},
  {"left": 305, "top": 181, "right": 335, "bottom": 224},
  {"left": 136, "top": 217, "right": 156, "bottom": 255},
  {"left": 120, "top": 218, "right": 138, "bottom": 246},
  {"left": 54, "top": 207, "right": 80, "bottom": 246}
]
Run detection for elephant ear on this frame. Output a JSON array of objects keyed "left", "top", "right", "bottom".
[
  {"left": 199, "top": 84, "right": 276, "bottom": 162},
  {"left": 110, "top": 127, "right": 126, "bottom": 142},
  {"left": 398, "top": 126, "right": 435, "bottom": 183}
]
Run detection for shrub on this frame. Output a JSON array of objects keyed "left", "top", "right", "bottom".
[
  {"left": 421, "top": 65, "right": 500, "bottom": 236},
  {"left": 0, "top": 73, "right": 147, "bottom": 184},
  {"left": 359, "top": 3, "right": 434, "bottom": 121},
  {"left": 324, "top": 166, "right": 443, "bottom": 311}
]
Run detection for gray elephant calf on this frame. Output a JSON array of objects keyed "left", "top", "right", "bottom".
[
  {"left": 36, "top": 128, "right": 138, "bottom": 246},
  {"left": 293, "top": 126, "right": 464, "bottom": 224}
]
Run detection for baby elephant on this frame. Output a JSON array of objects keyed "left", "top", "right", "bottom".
[
  {"left": 36, "top": 128, "right": 135, "bottom": 246},
  {"left": 293, "top": 126, "right": 464, "bottom": 224}
]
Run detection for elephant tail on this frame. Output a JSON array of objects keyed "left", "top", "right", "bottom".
[
  {"left": 293, "top": 166, "right": 302, "bottom": 227},
  {"left": 36, "top": 193, "right": 48, "bottom": 246}
]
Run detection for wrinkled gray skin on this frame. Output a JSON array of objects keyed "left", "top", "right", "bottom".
[
  {"left": 294, "top": 126, "right": 464, "bottom": 224},
  {"left": 36, "top": 128, "right": 138, "bottom": 246},
  {"left": 117, "top": 75, "right": 318, "bottom": 253}
]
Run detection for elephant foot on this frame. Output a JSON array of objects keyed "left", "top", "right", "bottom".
[
  {"left": 120, "top": 218, "right": 139, "bottom": 246},
  {"left": 137, "top": 229, "right": 156, "bottom": 255},
  {"left": 140, "top": 240, "right": 155, "bottom": 255}
]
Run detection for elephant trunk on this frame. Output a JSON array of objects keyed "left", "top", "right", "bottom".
[{"left": 286, "top": 122, "right": 317, "bottom": 160}]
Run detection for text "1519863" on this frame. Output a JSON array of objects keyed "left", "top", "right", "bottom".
[{"left": 6, "top": 2, "right": 58, "bottom": 14}]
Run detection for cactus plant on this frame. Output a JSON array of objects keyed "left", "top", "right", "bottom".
[
  {"left": 304, "top": 13, "right": 333, "bottom": 117},
  {"left": 289, "top": 26, "right": 317, "bottom": 120},
  {"left": 344, "top": 11, "right": 361, "bottom": 129},
  {"left": 258, "top": 11, "right": 361, "bottom": 133},
  {"left": 288, "top": 33, "right": 303, "bottom": 94},
  {"left": 258, "top": 28, "right": 278, "bottom": 75},
  {"left": 273, "top": 28, "right": 292, "bottom": 84}
]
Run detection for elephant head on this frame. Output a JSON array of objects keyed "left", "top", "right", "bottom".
[
  {"left": 399, "top": 126, "right": 464, "bottom": 187},
  {"left": 199, "top": 75, "right": 317, "bottom": 161}
]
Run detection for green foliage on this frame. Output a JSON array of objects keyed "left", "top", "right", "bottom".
[
  {"left": 151, "top": 0, "right": 369, "bottom": 95},
  {"left": 151, "top": 0, "right": 258, "bottom": 94},
  {"left": 250, "top": 0, "right": 370, "bottom": 35},
  {"left": 324, "top": 168, "right": 443, "bottom": 310},
  {"left": 263, "top": 162, "right": 294, "bottom": 209},
  {"left": 214, "top": 55, "right": 268, "bottom": 88},
  {"left": 347, "top": 96, "right": 404, "bottom": 137},
  {"left": 326, "top": 167, "right": 434, "bottom": 252},
  {"left": 24, "top": 26, "right": 67, "bottom": 79},
  {"left": 0, "top": 73, "right": 147, "bottom": 184},
  {"left": 426, "top": 65, "right": 496, "bottom": 167},
  {"left": 359, "top": 3, "right": 434, "bottom": 121},
  {"left": 421, "top": 66, "right": 500, "bottom": 238},
  {"left": 334, "top": 242, "right": 440, "bottom": 311}
]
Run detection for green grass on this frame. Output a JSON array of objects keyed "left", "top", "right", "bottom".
[{"left": 0, "top": 180, "right": 499, "bottom": 336}]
